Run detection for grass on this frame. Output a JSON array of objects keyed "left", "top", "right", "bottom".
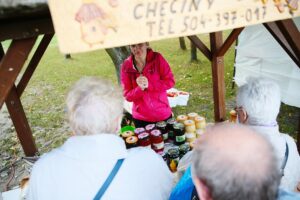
[{"left": 0, "top": 33, "right": 299, "bottom": 158}]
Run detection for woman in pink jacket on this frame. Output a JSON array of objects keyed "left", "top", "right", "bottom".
[{"left": 121, "top": 42, "right": 175, "bottom": 128}]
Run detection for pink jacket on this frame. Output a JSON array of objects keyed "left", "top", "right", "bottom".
[{"left": 121, "top": 49, "right": 175, "bottom": 122}]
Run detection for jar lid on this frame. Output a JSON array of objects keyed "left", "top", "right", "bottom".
[
  {"left": 184, "top": 120, "right": 195, "bottom": 126},
  {"left": 179, "top": 143, "right": 190, "bottom": 152},
  {"left": 126, "top": 136, "right": 138, "bottom": 144},
  {"left": 176, "top": 115, "right": 187, "bottom": 121},
  {"left": 138, "top": 132, "right": 150, "bottom": 139},
  {"left": 145, "top": 124, "right": 156, "bottom": 131},
  {"left": 167, "top": 117, "right": 176, "bottom": 124},
  {"left": 168, "top": 147, "right": 180, "bottom": 157},
  {"left": 195, "top": 116, "right": 205, "bottom": 122},
  {"left": 156, "top": 121, "right": 167, "bottom": 127},
  {"left": 150, "top": 129, "right": 162, "bottom": 136},
  {"left": 134, "top": 127, "right": 145, "bottom": 134},
  {"left": 122, "top": 130, "right": 134, "bottom": 138},
  {"left": 173, "top": 122, "right": 184, "bottom": 130},
  {"left": 188, "top": 112, "right": 198, "bottom": 118}
]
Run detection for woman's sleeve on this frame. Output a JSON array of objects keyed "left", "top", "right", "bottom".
[
  {"left": 147, "top": 53, "right": 175, "bottom": 92},
  {"left": 121, "top": 62, "right": 144, "bottom": 102}
]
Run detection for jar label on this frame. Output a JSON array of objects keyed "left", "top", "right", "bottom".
[
  {"left": 153, "top": 142, "right": 164, "bottom": 150},
  {"left": 176, "top": 135, "right": 186, "bottom": 142},
  {"left": 163, "top": 133, "right": 168, "bottom": 140}
]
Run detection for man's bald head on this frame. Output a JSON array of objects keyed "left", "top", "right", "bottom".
[{"left": 192, "top": 124, "right": 280, "bottom": 200}]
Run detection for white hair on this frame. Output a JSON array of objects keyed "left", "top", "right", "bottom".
[
  {"left": 236, "top": 76, "right": 281, "bottom": 125},
  {"left": 192, "top": 124, "right": 280, "bottom": 200},
  {"left": 66, "top": 77, "right": 123, "bottom": 135}
]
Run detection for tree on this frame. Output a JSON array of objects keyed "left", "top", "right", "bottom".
[{"left": 105, "top": 46, "right": 130, "bottom": 84}]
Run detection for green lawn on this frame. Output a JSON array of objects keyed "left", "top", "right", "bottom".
[{"left": 0, "top": 34, "right": 299, "bottom": 157}]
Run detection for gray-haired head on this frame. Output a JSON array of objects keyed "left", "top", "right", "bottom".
[
  {"left": 236, "top": 76, "right": 281, "bottom": 125},
  {"left": 66, "top": 77, "right": 123, "bottom": 136},
  {"left": 192, "top": 124, "right": 281, "bottom": 200}
]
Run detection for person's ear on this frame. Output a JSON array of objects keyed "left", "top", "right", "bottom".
[
  {"left": 238, "top": 108, "right": 248, "bottom": 124},
  {"left": 194, "top": 178, "right": 213, "bottom": 200}
]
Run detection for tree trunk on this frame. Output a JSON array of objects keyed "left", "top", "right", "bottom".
[
  {"left": 179, "top": 37, "right": 187, "bottom": 50},
  {"left": 105, "top": 46, "right": 130, "bottom": 84},
  {"left": 190, "top": 41, "right": 198, "bottom": 61}
]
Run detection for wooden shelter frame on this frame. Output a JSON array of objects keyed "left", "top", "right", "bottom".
[{"left": 0, "top": 7, "right": 299, "bottom": 156}]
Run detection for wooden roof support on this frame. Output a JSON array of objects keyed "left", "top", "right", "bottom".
[
  {"left": 6, "top": 85, "right": 38, "bottom": 156},
  {"left": 210, "top": 32, "right": 226, "bottom": 122},
  {"left": 17, "top": 34, "right": 53, "bottom": 96},
  {"left": 0, "top": 37, "right": 37, "bottom": 109},
  {"left": 187, "top": 35, "right": 212, "bottom": 61},
  {"left": 217, "top": 27, "right": 244, "bottom": 57},
  {"left": 263, "top": 19, "right": 300, "bottom": 68}
]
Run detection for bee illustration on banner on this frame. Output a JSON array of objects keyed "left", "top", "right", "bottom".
[
  {"left": 261, "top": 0, "right": 299, "bottom": 13},
  {"left": 75, "top": 0, "right": 118, "bottom": 47}
]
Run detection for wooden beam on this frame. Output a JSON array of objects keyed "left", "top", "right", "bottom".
[
  {"left": 0, "top": 17, "right": 54, "bottom": 41},
  {"left": 5, "top": 85, "right": 38, "bottom": 156},
  {"left": 187, "top": 35, "right": 212, "bottom": 61},
  {"left": 264, "top": 20, "right": 300, "bottom": 68},
  {"left": 0, "top": 37, "right": 37, "bottom": 109},
  {"left": 17, "top": 34, "right": 53, "bottom": 96},
  {"left": 275, "top": 19, "right": 300, "bottom": 68},
  {"left": 217, "top": 27, "right": 244, "bottom": 57},
  {"left": 210, "top": 32, "right": 226, "bottom": 122}
]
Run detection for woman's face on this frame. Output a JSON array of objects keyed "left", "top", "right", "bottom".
[{"left": 130, "top": 43, "right": 148, "bottom": 60}]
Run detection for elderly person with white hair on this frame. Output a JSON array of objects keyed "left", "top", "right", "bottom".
[
  {"left": 192, "top": 124, "right": 282, "bottom": 200},
  {"left": 236, "top": 76, "right": 300, "bottom": 191},
  {"left": 27, "top": 77, "right": 173, "bottom": 200}
]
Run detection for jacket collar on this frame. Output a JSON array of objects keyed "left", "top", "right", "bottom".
[
  {"left": 56, "top": 134, "right": 128, "bottom": 161},
  {"left": 126, "top": 48, "right": 155, "bottom": 73}
]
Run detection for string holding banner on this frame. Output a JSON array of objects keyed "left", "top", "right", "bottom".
[{"left": 47, "top": 0, "right": 300, "bottom": 53}]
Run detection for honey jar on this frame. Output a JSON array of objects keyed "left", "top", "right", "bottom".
[
  {"left": 194, "top": 116, "right": 206, "bottom": 129},
  {"left": 184, "top": 120, "right": 196, "bottom": 133}
]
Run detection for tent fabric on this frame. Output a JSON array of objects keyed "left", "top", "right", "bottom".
[{"left": 234, "top": 17, "right": 300, "bottom": 108}]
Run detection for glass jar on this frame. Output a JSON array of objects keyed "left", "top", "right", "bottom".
[
  {"left": 138, "top": 132, "right": 151, "bottom": 148},
  {"left": 173, "top": 122, "right": 185, "bottom": 145},
  {"left": 168, "top": 147, "right": 180, "bottom": 172},
  {"left": 134, "top": 127, "right": 146, "bottom": 136},
  {"left": 125, "top": 136, "right": 138, "bottom": 149},
  {"left": 179, "top": 143, "right": 190, "bottom": 158},
  {"left": 166, "top": 118, "right": 176, "bottom": 141},
  {"left": 121, "top": 130, "right": 134, "bottom": 140},
  {"left": 156, "top": 121, "right": 168, "bottom": 141},
  {"left": 145, "top": 124, "right": 156, "bottom": 133},
  {"left": 194, "top": 116, "right": 206, "bottom": 129},
  {"left": 150, "top": 129, "right": 164, "bottom": 153},
  {"left": 184, "top": 120, "right": 196, "bottom": 133}
]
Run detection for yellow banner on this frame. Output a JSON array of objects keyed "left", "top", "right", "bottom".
[{"left": 48, "top": 0, "right": 300, "bottom": 53}]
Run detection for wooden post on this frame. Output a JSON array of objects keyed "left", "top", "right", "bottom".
[
  {"left": 190, "top": 41, "right": 198, "bottom": 61},
  {"left": 179, "top": 37, "right": 187, "bottom": 50},
  {"left": 210, "top": 32, "right": 226, "bottom": 122},
  {"left": 6, "top": 85, "right": 38, "bottom": 156},
  {"left": 0, "top": 38, "right": 37, "bottom": 109}
]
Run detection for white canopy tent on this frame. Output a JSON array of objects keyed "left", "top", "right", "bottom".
[{"left": 235, "top": 17, "right": 300, "bottom": 108}]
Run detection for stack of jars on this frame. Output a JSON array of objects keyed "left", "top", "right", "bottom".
[
  {"left": 176, "top": 112, "right": 206, "bottom": 148},
  {"left": 121, "top": 129, "right": 138, "bottom": 149}
]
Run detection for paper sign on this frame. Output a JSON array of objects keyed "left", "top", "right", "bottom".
[{"left": 47, "top": 0, "right": 300, "bottom": 53}]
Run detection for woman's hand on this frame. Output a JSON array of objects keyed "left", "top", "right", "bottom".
[{"left": 136, "top": 76, "right": 148, "bottom": 90}]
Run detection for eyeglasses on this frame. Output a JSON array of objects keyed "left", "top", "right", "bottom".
[{"left": 234, "top": 106, "right": 243, "bottom": 112}]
